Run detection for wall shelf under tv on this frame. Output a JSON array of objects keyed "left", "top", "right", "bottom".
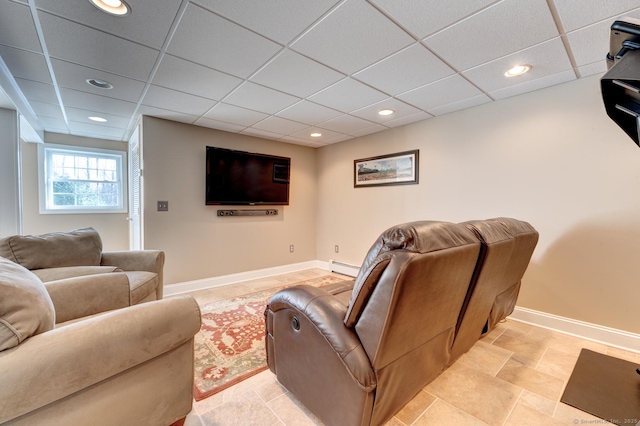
[{"left": 217, "top": 209, "right": 278, "bottom": 217}]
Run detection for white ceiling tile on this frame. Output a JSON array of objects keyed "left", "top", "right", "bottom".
[
  {"left": 489, "top": 69, "right": 576, "bottom": 100},
  {"left": 15, "top": 78, "right": 58, "bottom": 104},
  {"left": 39, "top": 12, "right": 159, "bottom": 81},
  {"left": 0, "top": 1, "right": 42, "bottom": 53},
  {"left": 29, "top": 100, "right": 64, "bottom": 120},
  {"left": 204, "top": 103, "right": 269, "bottom": 127},
  {"left": 318, "top": 114, "right": 377, "bottom": 134},
  {"left": 424, "top": 0, "right": 559, "bottom": 71},
  {"left": 152, "top": 54, "right": 242, "bottom": 101},
  {"left": 280, "top": 135, "right": 327, "bottom": 147},
  {"left": 322, "top": 133, "right": 354, "bottom": 144},
  {"left": 288, "top": 126, "right": 345, "bottom": 143},
  {"left": 59, "top": 87, "right": 137, "bottom": 118},
  {"left": 65, "top": 107, "right": 130, "bottom": 128},
  {"left": 291, "top": 0, "right": 414, "bottom": 74},
  {"left": 39, "top": 117, "right": 67, "bottom": 132},
  {"left": 194, "top": 117, "right": 247, "bottom": 133},
  {"left": 0, "top": 45, "right": 50, "bottom": 83},
  {"left": 350, "top": 98, "right": 422, "bottom": 124},
  {"left": 397, "top": 74, "right": 483, "bottom": 111},
  {"left": 553, "top": 1, "right": 640, "bottom": 32},
  {"left": 138, "top": 106, "right": 198, "bottom": 125},
  {"left": 349, "top": 123, "right": 389, "bottom": 137},
  {"left": 578, "top": 62, "right": 607, "bottom": 78},
  {"left": 354, "top": 43, "right": 455, "bottom": 95},
  {"left": 51, "top": 59, "right": 145, "bottom": 103},
  {"left": 384, "top": 111, "right": 432, "bottom": 128},
  {"left": 251, "top": 116, "right": 309, "bottom": 135},
  {"left": 142, "top": 85, "right": 217, "bottom": 117},
  {"left": 427, "top": 94, "right": 491, "bottom": 116},
  {"left": 308, "top": 78, "right": 388, "bottom": 112},
  {"left": 251, "top": 50, "right": 344, "bottom": 98},
  {"left": 463, "top": 38, "right": 573, "bottom": 92},
  {"left": 67, "top": 121, "right": 125, "bottom": 138},
  {"left": 223, "top": 82, "right": 300, "bottom": 114},
  {"left": 167, "top": 3, "right": 282, "bottom": 78},
  {"left": 276, "top": 100, "right": 343, "bottom": 125},
  {"left": 33, "top": 0, "right": 181, "bottom": 50},
  {"left": 240, "top": 127, "right": 285, "bottom": 140},
  {"left": 370, "top": 0, "right": 497, "bottom": 38},
  {"left": 192, "top": 0, "right": 341, "bottom": 45}
]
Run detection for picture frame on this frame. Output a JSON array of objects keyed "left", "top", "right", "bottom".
[{"left": 354, "top": 149, "right": 419, "bottom": 187}]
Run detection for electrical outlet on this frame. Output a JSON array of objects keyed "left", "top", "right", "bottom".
[
  {"left": 157, "top": 201, "right": 169, "bottom": 212},
  {"left": 289, "top": 244, "right": 294, "bottom": 253},
  {"left": 335, "top": 245, "right": 339, "bottom": 253}
]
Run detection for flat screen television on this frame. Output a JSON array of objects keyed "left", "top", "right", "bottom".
[{"left": 206, "top": 146, "right": 290, "bottom": 205}]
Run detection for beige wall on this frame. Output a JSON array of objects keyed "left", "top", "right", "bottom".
[
  {"left": 316, "top": 75, "right": 640, "bottom": 334},
  {"left": 20, "top": 132, "right": 129, "bottom": 251},
  {"left": 141, "top": 117, "right": 317, "bottom": 285}
]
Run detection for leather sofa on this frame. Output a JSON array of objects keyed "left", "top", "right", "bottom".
[
  {"left": 0, "top": 229, "right": 201, "bottom": 426},
  {"left": 0, "top": 228, "right": 164, "bottom": 323},
  {"left": 265, "top": 218, "right": 537, "bottom": 426}
]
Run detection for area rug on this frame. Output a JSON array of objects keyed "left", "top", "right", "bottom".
[
  {"left": 193, "top": 275, "right": 349, "bottom": 401},
  {"left": 560, "top": 349, "right": 640, "bottom": 423}
]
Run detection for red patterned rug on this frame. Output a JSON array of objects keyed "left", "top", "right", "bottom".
[{"left": 193, "top": 275, "right": 349, "bottom": 401}]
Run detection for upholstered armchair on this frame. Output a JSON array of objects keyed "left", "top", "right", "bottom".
[{"left": 265, "top": 221, "right": 482, "bottom": 426}]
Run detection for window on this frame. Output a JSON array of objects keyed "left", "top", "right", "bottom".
[{"left": 38, "top": 143, "right": 127, "bottom": 214}]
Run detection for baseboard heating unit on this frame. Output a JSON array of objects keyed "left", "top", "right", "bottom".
[{"left": 329, "top": 260, "right": 361, "bottom": 278}]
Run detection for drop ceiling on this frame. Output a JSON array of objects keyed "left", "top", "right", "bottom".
[{"left": 0, "top": 0, "right": 638, "bottom": 147}]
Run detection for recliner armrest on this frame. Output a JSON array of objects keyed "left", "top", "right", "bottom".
[
  {"left": 267, "top": 285, "right": 376, "bottom": 391},
  {"left": 45, "top": 272, "right": 132, "bottom": 323},
  {"left": 101, "top": 250, "right": 165, "bottom": 298},
  {"left": 0, "top": 295, "right": 201, "bottom": 424}
]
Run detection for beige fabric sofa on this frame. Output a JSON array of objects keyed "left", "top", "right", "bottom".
[
  {"left": 0, "top": 228, "right": 164, "bottom": 323},
  {"left": 0, "top": 229, "right": 201, "bottom": 426}
]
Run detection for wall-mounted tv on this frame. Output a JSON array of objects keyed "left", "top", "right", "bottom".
[{"left": 206, "top": 146, "right": 290, "bottom": 206}]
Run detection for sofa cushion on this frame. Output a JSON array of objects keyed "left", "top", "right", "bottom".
[
  {"left": 0, "top": 256, "right": 55, "bottom": 351},
  {"left": 0, "top": 228, "right": 102, "bottom": 270},
  {"left": 33, "top": 266, "right": 122, "bottom": 283}
]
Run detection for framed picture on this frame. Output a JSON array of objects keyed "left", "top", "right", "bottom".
[{"left": 354, "top": 150, "right": 419, "bottom": 187}]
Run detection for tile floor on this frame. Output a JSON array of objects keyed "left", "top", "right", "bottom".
[{"left": 174, "top": 268, "right": 639, "bottom": 426}]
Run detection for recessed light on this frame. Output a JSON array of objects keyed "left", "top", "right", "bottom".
[
  {"left": 89, "top": 116, "right": 107, "bottom": 122},
  {"left": 310, "top": 132, "right": 322, "bottom": 138},
  {"left": 505, "top": 65, "right": 531, "bottom": 77},
  {"left": 86, "top": 78, "right": 114, "bottom": 89},
  {"left": 89, "top": 0, "right": 130, "bottom": 16},
  {"left": 378, "top": 109, "right": 395, "bottom": 116}
]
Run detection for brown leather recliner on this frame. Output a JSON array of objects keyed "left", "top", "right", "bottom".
[
  {"left": 450, "top": 217, "right": 539, "bottom": 363},
  {"left": 265, "top": 221, "right": 483, "bottom": 426}
]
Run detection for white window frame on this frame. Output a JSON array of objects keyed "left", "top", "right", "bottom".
[{"left": 37, "top": 143, "right": 128, "bottom": 214}]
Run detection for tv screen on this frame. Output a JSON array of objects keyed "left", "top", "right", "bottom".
[{"left": 206, "top": 146, "right": 290, "bottom": 205}]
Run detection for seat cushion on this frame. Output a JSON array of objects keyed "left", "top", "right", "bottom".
[
  {"left": 32, "top": 265, "right": 122, "bottom": 283},
  {"left": 0, "top": 228, "right": 102, "bottom": 270},
  {"left": 0, "top": 257, "right": 55, "bottom": 351},
  {"left": 125, "top": 271, "right": 159, "bottom": 304}
]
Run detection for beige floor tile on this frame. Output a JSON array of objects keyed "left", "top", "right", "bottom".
[
  {"left": 184, "top": 410, "right": 204, "bottom": 426},
  {"left": 393, "top": 390, "right": 436, "bottom": 425},
  {"left": 384, "top": 417, "right": 407, "bottom": 426},
  {"left": 193, "top": 392, "right": 225, "bottom": 416},
  {"left": 535, "top": 347, "right": 579, "bottom": 381},
  {"left": 199, "top": 389, "right": 279, "bottom": 426},
  {"left": 267, "top": 393, "right": 322, "bottom": 426},
  {"left": 458, "top": 340, "right": 514, "bottom": 376},
  {"left": 606, "top": 346, "right": 640, "bottom": 362},
  {"left": 554, "top": 402, "right": 611, "bottom": 424},
  {"left": 496, "top": 358, "right": 565, "bottom": 401},
  {"left": 425, "top": 362, "right": 521, "bottom": 425},
  {"left": 526, "top": 327, "right": 608, "bottom": 357},
  {"left": 504, "top": 402, "right": 566, "bottom": 426},
  {"left": 500, "top": 319, "right": 534, "bottom": 339},
  {"left": 479, "top": 325, "right": 505, "bottom": 344},
  {"left": 518, "top": 390, "right": 557, "bottom": 417},
  {"left": 255, "top": 379, "right": 288, "bottom": 403},
  {"left": 492, "top": 333, "right": 547, "bottom": 366},
  {"left": 414, "top": 399, "right": 488, "bottom": 425}
]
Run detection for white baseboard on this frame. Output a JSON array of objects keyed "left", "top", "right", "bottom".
[
  {"left": 164, "top": 260, "right": 331, "bottom": 296},
  {"left": 165, "top": 261, "right": 640, "bottom": 354},
  {"left": 510, "top": 306, "right": 640, "bottom": 353}
]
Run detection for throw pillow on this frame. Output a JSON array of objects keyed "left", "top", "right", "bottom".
[{"left": 0, "top": 256, "right": 55, "bottom": 351}]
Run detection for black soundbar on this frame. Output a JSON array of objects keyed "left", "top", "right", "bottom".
[{"left": 217, "top": 209, "right": 278, "bottom": 217}]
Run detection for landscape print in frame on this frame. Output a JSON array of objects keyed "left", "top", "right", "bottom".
[{"left": 354, "top": 150, "right": 419, "bottom": 187}]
